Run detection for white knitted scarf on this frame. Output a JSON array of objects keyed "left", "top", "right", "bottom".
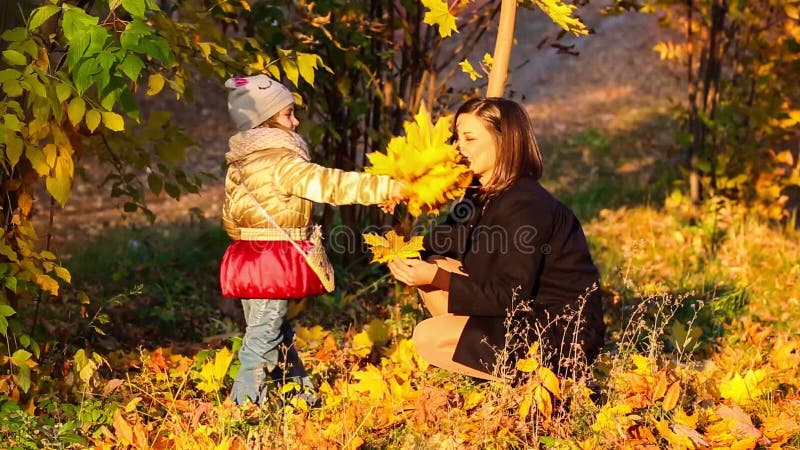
[{"left": 226, "top": 127, "right": 310, "bottom": 164}]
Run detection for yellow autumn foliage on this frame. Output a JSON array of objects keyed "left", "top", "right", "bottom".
[
  {"left": 421, "top": 0, "right": 458, "bottom": 37},
  {"left": 718, "top": 369, "right": 767, "bottom": 405},
  {"left": 194, "top": 347, "right": 233, "bottom": 394},
  {"left": 526, "top": 0, "right": 589, "bottom": 36},
  {"left": 363, "top": 230, "right": 425, "bottom": 263},
  {"left": 366, "top": 105, "right": 472, "bottom": 217}
]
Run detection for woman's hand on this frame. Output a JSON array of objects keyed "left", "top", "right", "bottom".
[{"left": 387, "top": 258, "right": 438, "bottom": 287}]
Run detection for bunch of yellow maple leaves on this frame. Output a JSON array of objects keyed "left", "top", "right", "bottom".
[
  {"left": 363, "top": 105, "right": 471, "bottom": 263},
  {"left": 366, "top": 105, "right": 472, "bottom": 218}
]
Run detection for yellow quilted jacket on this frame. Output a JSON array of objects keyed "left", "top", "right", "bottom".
[{"left": 222, "top": 127, "right": 396, "bottom": 240}]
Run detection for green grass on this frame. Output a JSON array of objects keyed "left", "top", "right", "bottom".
[
  {"left": 538, "top": 123, "right": 681, "bottom": 222},
  {"left": 61, "top": 219, "right": 234, "bottom": 345}
]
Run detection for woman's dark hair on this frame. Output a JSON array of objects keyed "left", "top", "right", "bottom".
[{"left": 454, "top": 97, "right": 543, "bottom": 197}]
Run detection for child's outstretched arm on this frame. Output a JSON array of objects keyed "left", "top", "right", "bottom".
[{"left": 273, "top": 151, "right": 402, "bottom": 206}]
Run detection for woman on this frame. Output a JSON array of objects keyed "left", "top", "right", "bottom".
[{"left": 388, "top": 97, "right": 604, "bottom": 381}]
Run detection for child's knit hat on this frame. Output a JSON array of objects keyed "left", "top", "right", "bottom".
[{"left": 225, "top": 75, "right": 294, "bottom": 131}]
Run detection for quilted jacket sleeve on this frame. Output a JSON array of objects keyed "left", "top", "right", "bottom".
[{"left": 272, "top": 151, "right": 396, "bottom": 206}]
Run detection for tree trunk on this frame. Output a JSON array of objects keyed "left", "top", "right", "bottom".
[
  {"left": 486, "top": 0, "right": 517, "bottom": 97},
  {"left": 686, "top": 0, "right": 702, "bottom": 203}
]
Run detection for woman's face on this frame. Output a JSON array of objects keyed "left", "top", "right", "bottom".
[
  {"left": 273, "top": 105, "right": 300, "bottom": 131},
  {"left": 455, "top": 113, "right": 497, "bottom": 184}
]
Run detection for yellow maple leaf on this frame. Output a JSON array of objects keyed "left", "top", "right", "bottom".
[
  {"left": 706, "top": 404, "right": 762, "bottom": 449},
  {"left": 630, "top": 353, "right": 653, "bottom": 376},
  {"left": 673, "top": 407, "right": 699, "bottom": 428},
  {"left": 530, "top": 0, "right": 589, "bottom": 36},
  {"left": 363, "top": 230, "right": 424, "bottom": 263},
  {"left": 770, "top": 337, "right": 800, "bottom": 371},
  {"left": 366, "top": 104, "right": 472, "bottom": 216},
  {"left": 318, "top": 381, "right": 340, "bottom": 407},
  {"left": 718, "top": 369, "right": 766, "bottom": 404},
  {"left": 195, "top": 347, "right": 233, "bottom": 394},
  {"left": 386, "top": 338, "right": 429, "bottom": 373},
  {"left": 463, "top": 390, "right": 484, "bottom": 411},
  {"left": 351, "top": 330, "right": 374, "bottom": 358},
  {"left": 459, "top": 59, "right": 482, "bottom": 81},
  {"left": 349, "top": 364, "right": 387, "bottom": 401},
  {"left": 482, "top": 52, "right": 493, "bottom": 71},
  {"left": 387, "top": 377, "right": 420, "bottom": 405},
  {"left": 295, "top": 324, "right": 330, "bottom": 350},
  {"left": 421, "top": 0, "right": 458, "bottom": 37},
  {"left": 591, "top": 403, "right": 634, "bottom": 436}
]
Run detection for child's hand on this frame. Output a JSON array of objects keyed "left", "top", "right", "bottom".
[
  {"left": 380, "top": 200, "right": 399, "bottom": 214},
  {"left": 380, "top": 181, "right": 406, "bottom": 213},
  {"left": 391, "top": 181, "right": 406, "bottom": 200}
]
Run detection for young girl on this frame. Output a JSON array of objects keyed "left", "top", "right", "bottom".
[
  {"left": 223, "top": 75, "right": 403, "bottom": 405},
  {"left": 388, "top": 97, "right": 604, "bottom": 381}
]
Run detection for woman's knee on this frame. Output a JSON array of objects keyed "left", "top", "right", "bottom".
[
  {"left": 412, "top": 319, "right": 431, "bottom": 348},
  {"left": 412, "top": 319, "right": 439, "bottom": 359},
  {"left": 412, "top": 316, "right": 463, "bottom": 363}
]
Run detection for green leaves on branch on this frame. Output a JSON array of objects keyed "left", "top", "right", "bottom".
[
  {"left": 67, "top": 97, "right": 85, "bottom": 127},
  {"left": 121, "top": 0, "right": 148, "bottom": 18},
  {"left": 2, "top": 50, "right": 27, "bottom": 67},
  {"left": 1, "top": 0, "right": 334, "bottom": 399},
  {"left": 0, "top": 224, "right": 68, "bottom": 390},
  {"left": 28, "top": 5, "right": 61, "bottom": 31},
  {"left": 0, "top": 304, "right": 15, "bottom": 337},
  {"left": 73, "top": 349, "right": 105, "bottom": 386},
  {"left": 1, "top": 1, "right": 204, "bottom": 376},
  {"left": 271, "top": 49, "right": 332, "bottom": 89}
]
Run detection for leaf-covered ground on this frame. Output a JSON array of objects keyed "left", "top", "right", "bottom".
[{"left": 5, "top": 196, "right": 799, "bottom": 449}]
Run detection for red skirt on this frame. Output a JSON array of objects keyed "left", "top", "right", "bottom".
[{"left": 219, "top": 240, "right": 326, "bottom": 299}]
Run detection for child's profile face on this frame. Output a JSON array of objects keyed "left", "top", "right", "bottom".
[{"left": 273, "top": 105, "right": 300, "bottom": 131}]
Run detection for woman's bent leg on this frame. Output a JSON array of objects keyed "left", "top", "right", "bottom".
[
  {"left": 230, "top": 299, "right": 288, "bottom": 405},
  {"left": 412, "top": 315, "right": 503, "bottom": 382}
]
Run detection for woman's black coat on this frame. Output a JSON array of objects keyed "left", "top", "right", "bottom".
[{"left": 424, "top": 177, "right": 605, "bottom": 377}]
